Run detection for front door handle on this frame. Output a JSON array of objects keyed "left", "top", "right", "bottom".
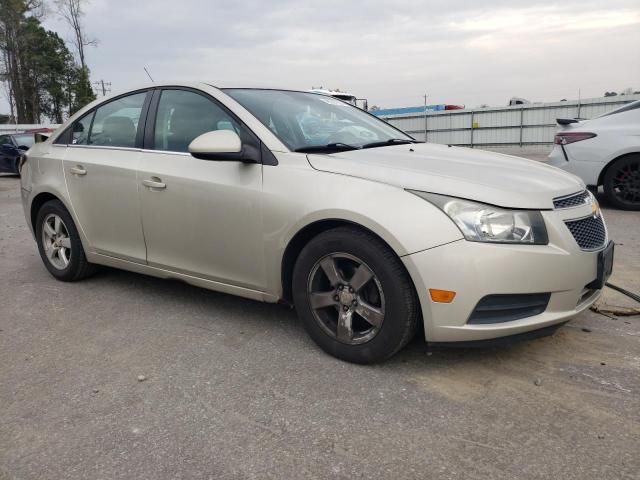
[
  {"left": 70, "top": 166, "right": 87, "bottom": 176},
  {"left": 142, "top": 178, "right": 166, "bottom": 190}
]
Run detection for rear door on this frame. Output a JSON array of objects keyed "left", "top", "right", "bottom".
[
  {"left": 62, "top": 90, "right": 151, "bottom": 262},
  {"left": 137, "top": 88, "right": 265, "bottom": 289}
]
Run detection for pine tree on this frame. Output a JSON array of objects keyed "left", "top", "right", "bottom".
[{"left": 0, "top": 0, "right": 95, "bottom": 122}]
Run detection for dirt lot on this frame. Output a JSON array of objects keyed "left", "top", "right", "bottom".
[{"left": 1, "top": 174, "right": 639, "bottom": 480}]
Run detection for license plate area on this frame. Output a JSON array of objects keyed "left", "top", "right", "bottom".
[{"left": 593, "top": 241, "right": 614, "bottom": 290}]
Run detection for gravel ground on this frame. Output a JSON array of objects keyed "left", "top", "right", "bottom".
[{"left": 0, "top": 174, "right": 639, "bottom": 480}]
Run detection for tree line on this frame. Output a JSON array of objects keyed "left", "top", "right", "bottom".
[
  {"left": 0, "top": 0, "right": 96, "bottom": 124},
  {"left": 604, "top": 88, "right": 640, "bottom": 97}
]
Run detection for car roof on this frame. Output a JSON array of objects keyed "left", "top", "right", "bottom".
[{"left": 73, "top": 82, "right": 319, "bottom": 115}]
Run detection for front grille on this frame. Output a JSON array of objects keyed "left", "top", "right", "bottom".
[
  {"left": 468, "top": 293, "right": 551, "bottom": 324},
  {"left": 553, "top": 190, "right": 591, "bottom": 209},
  {"left": 564, "top": 215, "right": 606, "bottom": 250}
]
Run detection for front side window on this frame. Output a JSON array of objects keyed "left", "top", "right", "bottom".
[
  {"left": 89, "top": 92, "right": 147, "bottom": 148},
  {"left": 224, "top": 89, "right": 413, "bottom": 152},
  {"left": 71, "top": 113, "right": 94, "bottom": 145},
  {"left": 0, "top": 135, "right": 11, "bottom": 146},
  {"left": 153, "top": 89, "right": 241, "bottom": 153},
  {"left": 12, "top": 134, "right": 35, "bottom": 148}
]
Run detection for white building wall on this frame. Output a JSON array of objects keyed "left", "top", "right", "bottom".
[{"left": 381, "top": 94, "right": 640, "bottom": 149}]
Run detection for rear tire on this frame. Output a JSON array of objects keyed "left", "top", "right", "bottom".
[
  {"left": 292, "top": 226, "right": 419, "bottom": 364},
  {"left": 603, "top": 154, "right": 640, "bottom": 211},
  {"left": 35, "top": 200, "right": 97, "bottom": 281}
]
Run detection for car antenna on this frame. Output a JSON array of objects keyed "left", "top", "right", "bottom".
[{"left": 144, "top": 66, "right": 155, "bottom": 82}]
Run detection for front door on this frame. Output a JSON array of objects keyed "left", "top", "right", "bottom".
[
  {"left": 0, "top": 134, "right": 17, "bottom": 173},
  {"left": 138, "top": 88, "right": 265, "bottom": 290},
  {"left": 63, "top": 90, "right": 150, "bottom": 262}
]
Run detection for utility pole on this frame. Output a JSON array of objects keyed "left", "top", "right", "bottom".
[
  {"left": 92, "top": 80, "right": 111, "bottom": 97},
  {"left": 577, "top": 88, "right": 582, "bottom": 119},
  {"left": 424, "top": 94, "right": 428, "bottom": 142}
]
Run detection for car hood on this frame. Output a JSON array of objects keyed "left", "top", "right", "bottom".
[{"left": 306, "top": 143, "right": 584, "bottom": 209}]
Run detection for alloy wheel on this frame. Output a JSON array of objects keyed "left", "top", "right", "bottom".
[
  {"left": 41, "top": 213, "right": 72, "bottom": 270},
  {"left": 307, "top": 253, "right": 385, "bottom": 345},
  {"left": 611, "top": 158, "right": 640, "bottom": 206}
]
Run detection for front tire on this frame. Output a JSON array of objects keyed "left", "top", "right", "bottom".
[
  {"left": 292, "top": 226, "right": 419, "bottom": 363},
  {"left": 603, "top": 154, "right": 640, "bottom": 211},
  {"left": 35, "top": 200, "right": 97, "bottom": 281},
  {"left": 13, "top": 157, "right": 21, "bottom": 176}
]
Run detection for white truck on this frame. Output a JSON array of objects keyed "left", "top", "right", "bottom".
[{"left": 310, "top": 88, "right": 368, "bottom": 111}]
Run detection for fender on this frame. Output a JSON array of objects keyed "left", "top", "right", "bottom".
[{"left": 262, "top": 154, "right": 463, "bottom": 298}]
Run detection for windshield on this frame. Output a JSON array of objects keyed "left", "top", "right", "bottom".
[
  {"left": 12, "top": 134, "right": 34, "bottom": 148},
  {"left": 223, "top": 89, "right": 413, "bottom": 152}
]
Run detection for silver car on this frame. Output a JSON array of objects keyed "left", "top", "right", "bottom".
[{"left": 20, "top": 83, "right": 613, "bottom": 363}]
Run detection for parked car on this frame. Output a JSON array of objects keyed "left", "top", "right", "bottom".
[
  {"left": 0, "top": 132, "right": 34, "bottom": 174},
  {"left": 20, "top": 83, "right": 613, "bottom": 363},
  {"left": 547, "top": 100, "right": 640, "bottom": 210}
]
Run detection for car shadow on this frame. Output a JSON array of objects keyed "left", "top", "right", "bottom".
[{"left": 78, "top": 265, "right": 544, "bottom": 369}]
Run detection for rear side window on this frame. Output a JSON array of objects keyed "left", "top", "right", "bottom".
[
  {"left": 89, "top": 92, "right": 147, "bottom": 148},
  {"left": 152, "top": 89, "right": 242, "bottom": 153},
  {"left": 600, "top": 100, "right": 640, "bottom": 117}
]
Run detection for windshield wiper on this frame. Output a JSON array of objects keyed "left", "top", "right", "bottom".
[
  {"left": 294, "top": 143, "right": 361, "bottom": 153},
  {"left": 361, "top": 138, "right": 417, "bottom": 149}
]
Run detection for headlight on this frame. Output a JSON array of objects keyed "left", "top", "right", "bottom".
[{"left": 409, "top": 191, "right": 548, "bottom": 245}]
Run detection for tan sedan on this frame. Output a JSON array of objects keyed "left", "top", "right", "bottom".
[{"left": 20, "top": 83, "right": 612, "bottom": 363}]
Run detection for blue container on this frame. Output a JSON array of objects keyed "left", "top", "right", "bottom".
[{"left": 372, "top": 105, "right": 445, "bottom": 117}]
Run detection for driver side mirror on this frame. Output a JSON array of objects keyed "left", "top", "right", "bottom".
[{"left": 189, "top": 130, "right": 245, "bottom": 161}]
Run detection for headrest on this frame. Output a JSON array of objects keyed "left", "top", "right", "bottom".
[{"left": 102, "top": 116, "right": 136, "bottom": 146}]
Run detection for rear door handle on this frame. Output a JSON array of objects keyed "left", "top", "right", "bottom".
[
  {"left": 142, "top": 178, "right": 166, "bottom": 190},
  {"left": 70, "top": 166, "right": 87, "bottom": 176}
]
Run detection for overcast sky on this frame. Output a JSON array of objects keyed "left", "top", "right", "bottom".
[{"left": 3, "top": 0, "right": 640, "bottom": 115}]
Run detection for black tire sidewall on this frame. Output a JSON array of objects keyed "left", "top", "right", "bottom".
[
  {"left": 604, "top": 155, "right": 640, "bottom": 211},
  {"left": 35, "top": 200, "right": 87, "bottom": 281},
  {"left": 292, "top": 228, "right": 417, "bottom": 363}
]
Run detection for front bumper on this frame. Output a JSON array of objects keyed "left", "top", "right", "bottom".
[
  {"left": 403, "top": 206, "right": 607, "bottom": 342},
  {"left": 21, "top": 187, "right": 35, "bottom": 237}
]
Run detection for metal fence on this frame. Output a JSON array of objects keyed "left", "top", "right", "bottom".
[
  {"left": 380, "top": 94, "right": 640, "bottom": 149},
  {"left": 4, "top": 94, "right": 640, "bottom": 149}
]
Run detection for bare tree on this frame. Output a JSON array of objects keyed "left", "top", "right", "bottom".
[
  {"left": 0, "top": 53, "right": 16, "bottom": 122},
  {"left": 1, "top": 0, "right": 44, "bottom": 122},
  {"left": 55, "top": 0, "right": 96, "bottom": 71}
]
